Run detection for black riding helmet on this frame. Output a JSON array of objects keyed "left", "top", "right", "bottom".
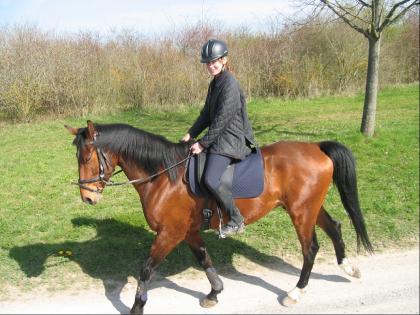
[{"left": 200, "top": 39, "right": 228, "bottom": 63}]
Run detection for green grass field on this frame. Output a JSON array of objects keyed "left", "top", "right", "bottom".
[{"left": 0, "top": 84, "right": 418, "bottom": 297}]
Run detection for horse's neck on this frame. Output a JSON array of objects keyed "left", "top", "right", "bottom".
[
  {"left": 117, "top": 158, "right": 148, "bottom": 182},
  {"left": 118, "top": 157, "right": 177, "bottom": 214}
]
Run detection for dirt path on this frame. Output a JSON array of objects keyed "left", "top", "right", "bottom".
[{"left": 1, "top": 248, "right": 418, "bottom": 314}]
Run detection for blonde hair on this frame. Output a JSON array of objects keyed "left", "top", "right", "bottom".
[{"left": 221, "top": 57, "right": 233, "bottom": 73}]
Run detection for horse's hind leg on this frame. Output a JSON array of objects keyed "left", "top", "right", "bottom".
[
  {"left": 131, "top": 230, "right": 184, "bottom": 315},
  {"left": 283, "top": 222, "right": 320, "bottom": 306},
  {"left": 317, "top": 206, "right": 361, "bottom": 278},
  {"left": 281, "top": 198, "right": 324, "bottom": 306},
  {"left": 185, "top": 231, "right": 224, "bottom": 308}
]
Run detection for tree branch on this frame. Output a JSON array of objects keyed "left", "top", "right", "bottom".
[
  {"left": 335, "top": 1, "right": 371, "bottom": 24},
  {"left": 319, "top": 0, "right": 371, "bottom": 38},
  {"left": 356, "top": 0, "right": 371, "bottom": 8},
  {"left": 379, "top": 0, "right": 419, "bottom": 32}
]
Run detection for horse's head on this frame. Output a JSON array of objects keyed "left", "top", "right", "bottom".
[{"left": 65, "top": 120, "right": 117, "bottom": 205}]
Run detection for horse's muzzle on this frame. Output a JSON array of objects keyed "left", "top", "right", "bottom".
[
  {"left": 82, "top": 196, "right": 96, "bottom": 205},
  {"left": 81, "top": 193, "right": 102, "bottom": 205}
]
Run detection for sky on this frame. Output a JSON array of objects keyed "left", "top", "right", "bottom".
[{"left": 0, "top": 0, "right": 298, "bottom": 37}]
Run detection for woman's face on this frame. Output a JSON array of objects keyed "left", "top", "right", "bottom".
[{"left": 206, "top": 57, "right": 227, "bottom": 76}]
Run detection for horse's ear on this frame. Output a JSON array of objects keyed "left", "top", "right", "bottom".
[
  {"left": 86, "top": 120, "right": 97, "bottom": 140},
  {"left": 65, "top": 125, "right": 79, "bottom": 136}
]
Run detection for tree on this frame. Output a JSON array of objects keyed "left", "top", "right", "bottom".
[{"left": 302, "top": 0, "right": 419, "bottom": 137}]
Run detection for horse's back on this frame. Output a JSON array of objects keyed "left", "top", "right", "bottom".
[
  {"left": 260, "top": 141, "right": 334, "bottom": 197},
  {"left": 262, "top": 140, "right": 332, "bottom": 166}
]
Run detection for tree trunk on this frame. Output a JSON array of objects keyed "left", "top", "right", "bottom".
[{"left": 361, "top": 36, "right": 381, "bottom": 137}]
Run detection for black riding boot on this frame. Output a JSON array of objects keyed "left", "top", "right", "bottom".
[{"left": 214, "top": 185, "right": 245, "bottom": 237}]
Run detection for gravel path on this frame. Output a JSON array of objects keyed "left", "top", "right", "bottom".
[{"left": 1, "top": 248, "right": 418, "bottom": 314}]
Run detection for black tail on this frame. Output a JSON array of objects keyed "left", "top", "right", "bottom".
[{"left": 319, "top": 141, "right": 374, "bottom": 254}]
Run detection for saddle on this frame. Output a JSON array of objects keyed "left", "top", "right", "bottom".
[
  {"left": 188, "top": 148, "right": 264, "bottom": 198},
  {"left": 187, "top": 148, "right": 264, "bottom": 229}
]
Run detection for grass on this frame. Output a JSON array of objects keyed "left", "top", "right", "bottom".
[{"left": 0, "top": 83, "right": 418, "bottom": 298}]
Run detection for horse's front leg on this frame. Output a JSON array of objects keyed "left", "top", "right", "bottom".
[
  {"left": 185, "top": 230, "right": 224, "bottom": 308},
  {"left": 131, "top": 230, "right": 184, "bottom": 315}
]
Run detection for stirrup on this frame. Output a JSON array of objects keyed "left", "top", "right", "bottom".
[{"left": 218, "top": 222, "right": 245, "bottom": 238}]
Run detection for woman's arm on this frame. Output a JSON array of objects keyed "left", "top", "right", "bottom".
[{"left": 188, "top": 102, "right": 210, "bottom": 139}]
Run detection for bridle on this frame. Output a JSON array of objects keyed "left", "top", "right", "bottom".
[
  {"left": 74, "top": 146, "right": 115, "bottom": 194},
  {"left": 73, "top": 144, "right": 192, "bottom": 194}
]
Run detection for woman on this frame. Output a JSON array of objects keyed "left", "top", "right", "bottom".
[{"left": 182, "top": 39, "right": 256, "bottom": 237}]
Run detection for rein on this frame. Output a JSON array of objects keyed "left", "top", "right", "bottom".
[
  {"left": 73, "top": 147, "right": 192, "bottom": 193},
  {"left": 107, "top": 154, "right": 192, "bottom": 187}
]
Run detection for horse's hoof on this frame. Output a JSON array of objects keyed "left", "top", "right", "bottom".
[
  {"left": 281, "top": 287, "right": 305, "bottom": 307},
  {"left": 340, "top": 258, "right": 362, "bottom": 278},
  {"left": 281, "top": 295, "right": 298, "bottom": 307},
  {"left": 130, "top": 303, "right": 144, "bottom": 315},
  {"left": 350, "top": 265, "right": 361, "bottom": 278},
  {"left": 200, "top": 297, "right": 218, "bottom": 308}
]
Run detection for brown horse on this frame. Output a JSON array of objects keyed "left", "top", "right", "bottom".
[{"left": 65, "top": 120, "right": 373, "bottom": 314}]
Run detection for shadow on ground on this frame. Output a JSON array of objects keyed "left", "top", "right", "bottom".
[{"left": 9, "top": 217, "right": 349, "bottom": 313}]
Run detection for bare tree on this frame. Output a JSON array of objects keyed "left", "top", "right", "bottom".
[{"left": 301, "top": 0, "right": 419, "bottom": 136}]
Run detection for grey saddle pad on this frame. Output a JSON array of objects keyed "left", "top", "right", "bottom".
[{"left": 187, "top": 148, "right": 264, "bottom": 199}]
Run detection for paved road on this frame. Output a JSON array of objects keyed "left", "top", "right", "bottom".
[{"left": 1, "top": 248, "right": 418, "bottom": 314}]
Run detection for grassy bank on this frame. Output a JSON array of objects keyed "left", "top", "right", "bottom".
[{"left": 0, "top": 84, "right": 418, "bottom": 297}]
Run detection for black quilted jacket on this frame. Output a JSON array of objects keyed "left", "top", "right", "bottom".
[{"left": 188, "top": 70, "right": 256, "bottom": 160}]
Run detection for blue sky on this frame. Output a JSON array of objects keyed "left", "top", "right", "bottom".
[{"left": 0, "top": 0, "right": 297, "bottom": 37}]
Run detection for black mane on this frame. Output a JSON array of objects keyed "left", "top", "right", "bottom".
[{"left": 74, "top": 123, "right": 191, "bottom": 182}]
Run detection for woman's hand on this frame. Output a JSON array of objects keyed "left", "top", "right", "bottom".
[
  {"left": 181, "top": 133, "right": 191, "bottom": 142},
  {"left": 190, "top": 142, "right": 204, "bottom": 155},
  {"left": 182, "top": 134, "right": 203, "bottom": 154}
]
